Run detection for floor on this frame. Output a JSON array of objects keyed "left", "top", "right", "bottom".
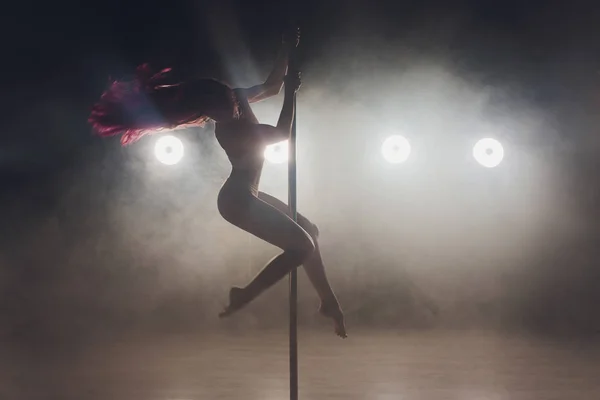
[{"left": 2, "top": 329, "right": 599, "bottom": 400}]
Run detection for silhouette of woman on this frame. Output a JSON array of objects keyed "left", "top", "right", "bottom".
[{"left": 88, "top": 32, "right": 346, "bottom": 337}]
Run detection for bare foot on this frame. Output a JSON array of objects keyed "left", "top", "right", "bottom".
[
  {"left": 319, "top": 301, "right": 347, "bottom": 338},
  {"left": 218, "top": 287, "right": 248, "bottom": 318}
]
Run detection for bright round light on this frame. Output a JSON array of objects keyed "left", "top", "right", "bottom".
[
  {"left": 381, "top": 135, "right": 411, "bottom": 164},
  {"left": 264, "top": 140, "right": 288, "bottom": 164},
  {"left": 473, "top": 138, "right": 504, "bottom": 168},
  {"left": 154, "top": 135, "right": 184, "bottom": 165}
]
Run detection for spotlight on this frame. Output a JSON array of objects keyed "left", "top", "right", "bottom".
[
  {"left": 381, "top": 135, "right": 411, "bottom": 164},
  {"left": 154, "top": 135, "right": 184, "bottom": 165},
  {"left": 264, "top": 140, "right": 289, "bottom": 164},
  {"left": 473, "top": 138, "right": 504, "bottom": 168}
]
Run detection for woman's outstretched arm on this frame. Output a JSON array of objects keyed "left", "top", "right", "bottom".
[
  {"left": 252, "top": 71, "right": 301, "bottom": 145},
  {"left": 275, "top": 72, "right": 298, "bottom": 134},
  {"left": 240, "top": 30, "right": 299, "bottom": 103}
]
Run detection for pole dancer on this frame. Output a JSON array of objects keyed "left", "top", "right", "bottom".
[{"left": 88, "top": 30, "right": 347, "bottom": 338}]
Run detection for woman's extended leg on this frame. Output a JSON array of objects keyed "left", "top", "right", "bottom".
[
  {"left": 217, "top": 190, "right": 315, "bottom": 317},
  {"left": 257, "top": 191, "right": 346, "bottom": 338}
]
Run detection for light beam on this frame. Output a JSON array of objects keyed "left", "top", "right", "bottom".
[
  {"left": 381, "top": 135, "right": 411, "bottom": 164},
  {"left": 154, "top": 135, "right": 184, "bottom": 165},
  {"left": 264, "top": 140, "right": 289, "bottom": 164},
  {"left": 473, "top": 138, "right": 504, "bottom": 168}
]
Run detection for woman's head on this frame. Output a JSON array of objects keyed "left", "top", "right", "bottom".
[{"left": 89, "top": 64, "right": 239, "bottom": 145}]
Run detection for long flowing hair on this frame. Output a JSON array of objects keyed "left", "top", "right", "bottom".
[{"left": 88, "top": 64, "right": 236, "bottom": 145}]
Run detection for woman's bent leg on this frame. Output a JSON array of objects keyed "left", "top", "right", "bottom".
[
  {"left": 217, "top": 190, "right": 315, "bottom": 316},
  {"left": 258, "top": 191, "right": 346, "bottom": 337}
]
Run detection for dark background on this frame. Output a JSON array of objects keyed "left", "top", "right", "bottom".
[{"left": 2, "top": 0, "right": 600, "bottom": 346}]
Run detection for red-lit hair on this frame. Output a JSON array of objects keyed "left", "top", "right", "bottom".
[{"left": 89, "top": 64, "right": 238, "bottom": 145}]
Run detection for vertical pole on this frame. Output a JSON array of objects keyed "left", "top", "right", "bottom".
[
  {"left": 288, "top": 47, "right": 299, "bottom": 400},
  {"left": 288, "top": 96, "right": 299, "bottom": 400}
]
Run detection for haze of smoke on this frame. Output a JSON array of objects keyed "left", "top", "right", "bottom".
[{"left": 2, "top": 14, "right": 600, "bottom": 344}]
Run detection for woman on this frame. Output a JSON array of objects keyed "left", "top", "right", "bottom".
[{"left": 89, "top": 34, "right": 346, "bottom": 338}]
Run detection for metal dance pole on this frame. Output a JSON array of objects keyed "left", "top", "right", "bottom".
[{"left": 288, "top": 34, "right": 299, "bottom": 400}]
